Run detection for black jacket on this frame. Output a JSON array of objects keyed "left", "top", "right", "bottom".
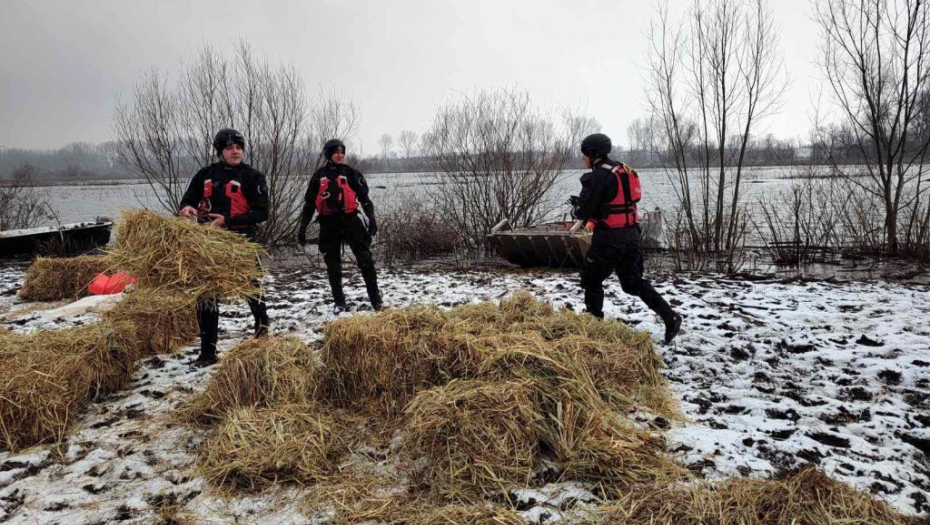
[
  {"left": 572, "top": 158, "right": 640, "bottom": 244},
  {"left": 299, "top": 162, "right": 375, "bottom": 228},
  {"left": 180, "top": 161, "right": 269, "bottom": 231}
]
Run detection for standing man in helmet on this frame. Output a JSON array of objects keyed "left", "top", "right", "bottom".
[
  {"left": 572, "top": 133, "right": 682, "bottom": 344},
  {"left": 298, "top": 139, "right": 383, "bottom": 313},
  {"left": 179, "top": 128, "right": 271, "bottom": 367}
]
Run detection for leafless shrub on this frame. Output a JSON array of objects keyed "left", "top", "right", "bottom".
[
  {"left": 114, "top": 41, "right": 358, "bottom": 246},
  {"left": 422, "top": 87, "right": 595, "bottom": 256},
  {"left": 375, "top": 191, "right": 461, "bottom": 267},
  {"left": 0, "top": 164, "right": 51, "bottom": 231},
  {"left": 753, "top": 166, "right": 846, "bottom": 265},
  {"left": 814, "top": 0, "right": 930, "bottom": 257},
  {"left": 646, "top": 0, "right": 788, "bottom": 272}
]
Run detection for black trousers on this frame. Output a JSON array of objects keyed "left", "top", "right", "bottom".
[
  {"left": 580, "top": 238, "right": 673, "bottom": 322},
  {"left": 318, "top": 214, "right": 381, "bottom": 306},
  {"left": 195, "top": 291, "right": 268, "bottom": 359}
]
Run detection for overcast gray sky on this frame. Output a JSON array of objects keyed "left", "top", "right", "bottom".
[{"left": 1, "top": 0, "right": 820, "bottom": 153}]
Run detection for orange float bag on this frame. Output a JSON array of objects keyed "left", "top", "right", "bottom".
[{"left": 88, "top": 271, "right": 137, "bottom": 295}]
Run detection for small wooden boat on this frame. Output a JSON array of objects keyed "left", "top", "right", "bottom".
[
  {"left": 487, "top": 210, "right": 662, "bottom": 269},
  {"left": 0, "top": 220, "right": 113, "bottom": 258}
]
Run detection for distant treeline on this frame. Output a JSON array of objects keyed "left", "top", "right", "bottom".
[{"left": 0, "top": 134, "right": 897, "bottom": 181}]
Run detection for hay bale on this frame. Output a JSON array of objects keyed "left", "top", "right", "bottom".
[
  {"left": 402, "top": 379, "right": 543, "bottom": 497},
  {"left": 603, "top": 467, "right": 913, "bottom": 525},
  {"left": 18, "top": 255, "right": 109, "bottom": 301},
  {"left": 547, "top": 405, "right": 682, "bottom": 489},
  {"left": 0, "top": 321, "right": 140, "bottom": 451},
  {"left": 320, "top": 306, "right": 484, "bottom": 417},
  {"left": 103, "top": 288, "right": 197, "bottom": 356},
  {"left": 451, "top": 290, "right": 555, "bottom": 330},
  {"left": 480, "top": 323, "right": 678, "bottom": 420},
  {"left": 107, "top": 209, "right": 265, "bottom": 300},
  {"left": 199, "top": 404, "right": 343, "bottom": 491},
  {"left": 182, "top": 336, "right": 320, "bottom": 425},
  {"left": 0, "top": 349, "right": 92, "bottom": 451}
]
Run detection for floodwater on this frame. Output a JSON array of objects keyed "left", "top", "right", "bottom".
[{"left": 36, "top": 165, "right": 799, "bottom": 229}]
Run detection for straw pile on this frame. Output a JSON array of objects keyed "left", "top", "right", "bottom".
[
  {"left": 320, "top": 306, "right": 487, "bottom": 417},
  {"left": 199, "top": 404, "right": 343, "bottom": 491},
  {"left": 602, "top": 467, "right": 915, "bottom": 525},
  {"left": 187, "top": 292, "right": 912, "bottom": 525},
  {"left": 103, "top": 288, "right": 198, "bottom": 356},
  {"left": 18, "top": 255, "right": 109, "bottom": 301},
  {"left": 107, "top": 209, "right": 265, "bottom": 300},
  {"left": 0, "top": 321, "right": 140, "bottom": 451},
  {"left": 319, "top": 292, "right": 683, "bottom": 495},
  {"left": 182, "top": 336, "right": 320, "bottom": 425},
  {"left": 402, "top": 379, "right": 543, "bottom": 496}
]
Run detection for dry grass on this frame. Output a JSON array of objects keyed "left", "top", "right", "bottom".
[
  {"left": 107, "top": 209, "right": 265, "bottom": 300},
  {"left": 319, "top": 306, "right": 484, "bottom": 418},
  {"left": 18, "top": 255, "right": 109, "bottom": 301},
  {"left": 181, "top": 293, "right": 917, "bottom": 525},
  {"left": 181, "top": 336, "right": 320, "bottom": 425},
  {"left": 0, "top": 321, "right": 140, "bottom": 451},
  {"left": 102, "top": 288, "right": 198, "bottom": 356},
  {"left": 602, "top": 467, "right": 916, "bottom": 525},
  {"left": 546, "top": 405, "right": 682, "bottom": 489},
  {"left": 199, "top": 404, "right": 344, "bottom": 491},
  {"left": 303, "top": 472, "right": 525, "bottom": 525},
  {"left": 402, "top": 379, "right": 543, "bottom": 497}
]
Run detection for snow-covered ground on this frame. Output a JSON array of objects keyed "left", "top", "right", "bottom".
[{"left": 0, "top": 262, "right": 928, "bottom": 523}]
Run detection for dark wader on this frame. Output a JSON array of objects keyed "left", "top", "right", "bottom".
[
  {"left": 580, "top": 226, "right": 674, "bottom": 322},
  {"left": 318, "top": 213, "right": 381, "bottom": 308},
  {"left": 195, "top": 228, "right": 269, "bottom": 361}
]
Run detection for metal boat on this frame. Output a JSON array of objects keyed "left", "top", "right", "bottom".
[
  {"left": 487, "top": 210, "right": 662, "bottom": 269},
  {"left": 0, "top": 220, "right": 112, "bottom": 258}
]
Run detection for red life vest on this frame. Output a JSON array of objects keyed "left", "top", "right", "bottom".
[
  {"left": 315, "top": 175, "right": 359, "bottom": 215},
  {"left": 202, "top": 178, "right": 250, "bottom": 229},
  {"left": 595, "top": 162, "right": 641, "bottom": 229}
]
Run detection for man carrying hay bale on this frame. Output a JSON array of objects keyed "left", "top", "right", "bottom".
[
  {"left": 179, "top": 128, "right": 271, "bottom": 367},
  {"left": 571, "top": 133, "right": 682, "bottom": 344},
  {"left": 297, "top": 138, "right": 383, "bottom": 313}
]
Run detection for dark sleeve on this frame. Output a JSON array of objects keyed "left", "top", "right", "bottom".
[
  {"left": 572, "top": 170, "right": 609, "bottom": 221},
  {"left": 299, "top": 172, "right": 320, "bottom": 229},
  {"left": 227, "top": 171, "right": 269, "bottom": 227},
  {"left": 352, "top": 169, "right": 375, "bottom": 218},
  {"left": 179, "top": 169, "right": 206, "bottom": 210}
]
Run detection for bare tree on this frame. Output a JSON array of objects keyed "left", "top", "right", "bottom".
[
  {"left": 379, "top": 133, "right": 394, "bottom": 169},
  {"left": 113, "top": 42, "right": 359, "bottom": 245},
  {"left": 627, "top": 117, "right": 656, "bottom": 165},
  {"left": 645, "top": 0, "right": 788, "bottom": 268},
  {"left": 0, "top": 164, "right": 51, "bottom": 231},
  {"left": 398, "top": 130, "right": 419, "bottom": 159},
  {"left": 815, "top": 0, "right": 930, "bottom": 255},
  {"left": 423, "top": 88, "right": 590, "bottom": 255}
]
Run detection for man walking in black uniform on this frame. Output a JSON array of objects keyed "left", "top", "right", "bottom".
[
  {"left": 572, "top": 133, "right": 681, "bottom": 344},
  {"left": 179, "top": 128, "right": 271, "bottom": 367},
  {"left": 298, "top": 139, "right": 383, "bottom": 313}
]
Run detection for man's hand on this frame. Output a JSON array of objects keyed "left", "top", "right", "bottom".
[
  {"left": 297, "top": 225, "right": 308, "bottom": 246},
  {"left": 367, "top": 216, "right": 378, "bottom": 237},
  {"left": 208, "top": 214, "right": 225, "bottom": 228},
  {"left": 179, "top": 206, "right": 197, "bottom": 217},
  {"left": 568, "top": 195, "right": 579, "bottom": 207}
]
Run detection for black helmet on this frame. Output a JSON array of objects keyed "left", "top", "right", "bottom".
[
  {"left": 322, "top": 138, "right": 346, "bottom": 161},
  {"left": 213, "top": 128, "right": 246, "bottom": 156},
  {"left": 580, "top": 133, "right": 611, "bottom": 160}
]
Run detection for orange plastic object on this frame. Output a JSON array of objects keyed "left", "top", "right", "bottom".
[{"left": 88, "top": 271, "right": 137, "bottom": 295}]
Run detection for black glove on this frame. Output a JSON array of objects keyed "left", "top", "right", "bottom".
[
  {"left": 569, "top": 195, "right": 579, "bottom": 207},
  {"left": 367, "top": 216, "right": 378, "bottom": 237},
  {"left": 297, "top": 225, "right": 308, "bottom": 245}
]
